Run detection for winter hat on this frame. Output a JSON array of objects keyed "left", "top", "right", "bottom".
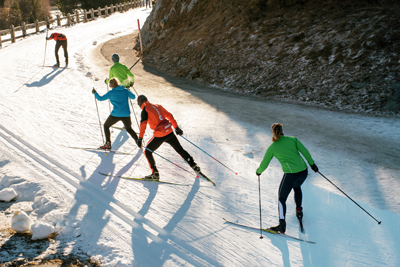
[
  {"left": 137, "top": 95, "right": 148, "bottom": 107},
  {"left": 112, "top": 54, "right": 119, "bottom": 63}
]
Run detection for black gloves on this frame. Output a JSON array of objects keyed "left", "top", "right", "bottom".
[
  {"left": 92, "top": 88, "right": 97, "bottom": 94},
  {"left": 175, "top": 127, "right": 183, "bottom": 136},
  {"left": 137, "top": 137, "right": 142, "bottom": 148},
  {"left": 104, "top": 78, "right": 108, "bottom": 84},
  {"left": 130, "top": 81, "right": 134, "bottom": 87},
  {"left": 256, "top": 172, "right": 261, "bottom": 176},
  {"left": 311, "top": 164, "right": 319, "bottom": 173}
]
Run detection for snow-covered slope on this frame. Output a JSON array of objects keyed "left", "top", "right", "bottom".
[{"left": 1, "top": 7, "right": 400, "bottom": 267}]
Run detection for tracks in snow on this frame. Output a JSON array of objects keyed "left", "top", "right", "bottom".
[{"left": 0, "top": 124, "right": 220, "bottom": 266}]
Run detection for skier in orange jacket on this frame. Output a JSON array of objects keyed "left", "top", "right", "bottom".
[
  {"left": 47, "top": 33, "right": 68, "bottom": 67},
  {"left": 136, "top": 95, "right": 200, "bottom": 180}
]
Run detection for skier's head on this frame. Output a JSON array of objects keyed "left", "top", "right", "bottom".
[
  {"left": 137, "top": 95, "right": 148, "bottom": 108},
  {"left": 112, "top": 53, "right": 119, "bottom": 63},
  {"left": 109, "top": 77, "right": 121, "bottom": 88},
  {"left": 271, "top": 123, "right": 283, "bottom": 142}
]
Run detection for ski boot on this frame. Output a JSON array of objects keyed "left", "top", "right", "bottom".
[
  {"left": 191, "top": 164, "right": 201, "bottom": 173},
  {"left": 144, "top": 170, "right": 159, "bottom": 180},
  {"left": 269, "top": 219, "right": 286, "bottom": 233},
  {"left": 53, "top": 63, "right": 60, "bottom": 67},
  {"left": 296, "top": 207, "right": 303, "bottom": 221},
  {"left": 99, "top": 141, "right": 112, "bottom": 150}
]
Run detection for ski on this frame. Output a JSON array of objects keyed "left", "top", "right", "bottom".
[
  {"left": 62, "top": 145, "right": 138, "bottom": 156},
  {"left": 196, "top": 170, "right": 216, "bottom": 186},
  {"left": 223, "top": 218, "right": 315, "bottom": 243},
  {"left": 42, "top": 65, "right": 68, "bottom": 69},
  {"left": 299, "top": 219, "right": 305, "bottom": 234},
  {"left": 111, "top": 126, "right": 125, "bottom": 130},
  {"left": 98, "top": 172, "right": 190, "bottom": 186}
]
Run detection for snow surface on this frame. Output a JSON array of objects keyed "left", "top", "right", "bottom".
[{"left": 1, "top": 7, "right": 400, "bottom": 267}]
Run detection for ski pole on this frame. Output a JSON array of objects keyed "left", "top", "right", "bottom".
[
  {"left": 258, "top": 175, "right": 263, "bottom": 239},
  {"left": 179, "top": 135, "right": 238, "bottom": 175},
  {"left": 318, "top": 171, "right": 381, "bottom": 225},
  {"left": 94, "top": 89, "right": 105, "bottom": 143},
  {"left": 129, "top": 58, "right": 140, "bottom": 70},
  {"left": 143, "top": 146, "right": 199, "bottom": 178},
  {"left": 43, "top": 28, "right": 49, "bottom": 67},
  {"left": 106, "top": 83, "right": 112, "bottom": 113},
  {"left": 130, "top": 100, "right": 141, "bottom": 131}
]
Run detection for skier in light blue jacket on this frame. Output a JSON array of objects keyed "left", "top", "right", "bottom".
[{"left": 92, "top": 77, "right": 138, "bottom": 149}]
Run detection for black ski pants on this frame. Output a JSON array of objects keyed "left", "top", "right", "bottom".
[
  {"left": 103, "top": 115, "right": 138, "bottom": 143},
  {"left": 277, "top": 168, "right": 308, "bottom": 220},
  {"left": 55, "top": 40, "right": 68, "bottom": 65},
  {"left": 145, "top": 132, "right": 194, "bottom": 173}
]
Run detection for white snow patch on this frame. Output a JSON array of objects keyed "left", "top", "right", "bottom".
[
  {"left": 11, "top": 210, "right": 33, "bottom": 233},
  {"left": 0, "top": 188, "right": 17, "bottom": 202},
  {"left": 30, "top": 221, "right": 55, "bottom": 240}
]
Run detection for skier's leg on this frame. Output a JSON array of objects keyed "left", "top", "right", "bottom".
[
  {"left": 55, "top": 41, "right": 61, "bottom": 66},
  {"left": 145, "top": 136, "right": 165, "bottom": 173},
  {"left": 103, "top": 115, "right": 120, "bottom": 142},
  {"left": 277, "top": 173, "right": 296, "bottom": 220},
  {"left": 293, "top": 169, "right": 308, "bottom": 209},
  {"left": 62, "top": 40, "right": 68, "bottom": 65},
  {"left": 165, "top": 133, "right": 196, "bottom": 167},
  {"left": 120, "top": 117, "right": 138, "bottom": 142}
]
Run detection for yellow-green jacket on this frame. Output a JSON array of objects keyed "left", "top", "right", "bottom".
[{"left": 257, "top": 136, "right": 315, "bottom": 174}]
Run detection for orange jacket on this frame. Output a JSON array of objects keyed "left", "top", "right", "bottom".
[
  {"left": 48, "top": 33, "right": 67, "bottom": 41},
  {"left": 139, "top": 101, "right": 178, "bottom": 138}
]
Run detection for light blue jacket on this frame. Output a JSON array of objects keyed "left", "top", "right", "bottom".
[{"left": 95, "top": 85, "right": 135, "bottom": 117}]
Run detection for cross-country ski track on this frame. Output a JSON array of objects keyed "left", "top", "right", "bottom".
[{"left": 1, "top": 7, "right": 400, "bottom": 267}]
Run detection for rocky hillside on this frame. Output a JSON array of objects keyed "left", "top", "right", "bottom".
[{"left": 139, "top": 0, "right": 400, "bottom": 116}]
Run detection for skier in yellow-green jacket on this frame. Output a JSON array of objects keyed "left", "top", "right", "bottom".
[
  {"left": 256, "top": 123, "right": 319, "bottom": 233},
  {"left": 105, "top": 54, "right": 134, "bottom": 88}
]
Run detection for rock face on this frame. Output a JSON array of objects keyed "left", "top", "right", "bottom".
[{"left": 140, "top": 0, "right": 400, "bottom": 116}]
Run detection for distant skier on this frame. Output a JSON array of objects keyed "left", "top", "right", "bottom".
[
  {"left": 47, "top": 32, "right": 68, "bottom": 67},
  {"left": 92, "top": 77, "right": 138, "bottom": 149},
  {"left": 256, "top": 123, "right": 318, "bottom": 233},
  {"left": 136, "top": 95, "right": 200, "bottom": 180},
  {"left": 105, "top": 54, "right": 134, "bottom": 88}
]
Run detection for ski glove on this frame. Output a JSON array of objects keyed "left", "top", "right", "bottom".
[
  {"left": 92, "top": 88, "right": 97, "bottom": 94},
  {"left": 311, "top": 164, "right": 319, "bottom": 173},
  {"left": 130, "top": 81, "right": 134, "bottom": 87},
  {"left": 104, "top": 78, "right": 108, "bottom": 84},
  {"left": 256, "top": 172, "right": 261, "bottom": 176},
  {"left": 175, "top": 127, "right": 183, "bottom": 136},
  {"left": 137, "top": 137, "right": 142, "bottom": 148}
]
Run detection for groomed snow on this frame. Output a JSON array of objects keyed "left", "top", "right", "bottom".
[{"left": 1, "top": 7, "right": 400, "bottom": 267}]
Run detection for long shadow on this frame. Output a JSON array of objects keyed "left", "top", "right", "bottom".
[
  {"left": 129, "top": 177, "right": 222, "bottom": 266},
  {"left": 64, "top": 130, "right": 140, "bottom": 253},
  {"left": 25, "top": 68, "right": 66, "bottom": 87}
]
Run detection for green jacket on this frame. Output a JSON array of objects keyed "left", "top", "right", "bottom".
[
  {"left": 106, "top": 62, "right": 134, "bottom": 87},
  {"left": 257, "top": 136, "right": 315, "bottom": 174}
]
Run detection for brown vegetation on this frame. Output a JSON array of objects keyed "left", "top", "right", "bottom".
[{"left": 140, "top": 0, "right": 400, "bottom": 115}]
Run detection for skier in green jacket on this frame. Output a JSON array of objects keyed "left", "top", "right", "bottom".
[
  {"left": 105, "top": 54, "right": 134, "bottom": 88},
  {"left": 256, "top": 123, "right": 318, "bottom": 233}
]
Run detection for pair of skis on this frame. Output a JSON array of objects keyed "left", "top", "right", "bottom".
[
  {"left": 63, "top": 145, "right": 216, "bottom": 186},
  {"left": 223, "top": 218, "right": 315, "bottom": 243},
  {"left": 98, "top": 169, "right": 215, "bottom": 186}
]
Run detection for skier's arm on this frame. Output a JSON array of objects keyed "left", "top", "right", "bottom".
[
  {"left": 127, "top": 90, "right": 136, "bottom": 100},
  {"left": 162, "top": 106, "right": 178, "bottom": 128},
  {"left": 296, "top": 138, "right": 315, "bottom": 166},
  {"left": 47, "top": 33, "right": 54, "bottom": 40},
  {"left": 139, "top": 108, "right": 148, "bottom": 138},
  {"left": 256, "top": 146, "right": 274, "bottom": 175},
  {"left": 94, "top": 91, "right": 111, "bottom": 101}
]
